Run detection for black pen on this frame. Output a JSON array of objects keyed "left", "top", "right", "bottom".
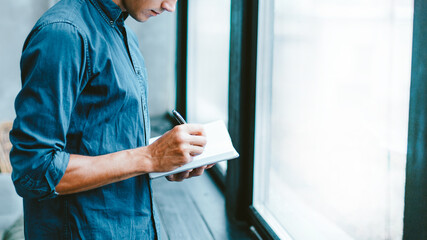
[{"left": 172, "top": 110, "right": 187, "bottom": 124}]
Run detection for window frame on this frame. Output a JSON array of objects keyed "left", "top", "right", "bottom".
[
  {"left": 225, "top": 0, "right": 283, "bottom": 239},
  {"left": 176, "top": 0, "right": 427, "bottom": 238},
  {"left": 225, "top": 0, "right": 260, "bottom": 231},
  {"left": 403, "top": 0, "right": 427, "bottom": 238}
]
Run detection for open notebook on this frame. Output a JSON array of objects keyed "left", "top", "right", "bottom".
[{"left": 149, "top": 120, "right": 239, "bottom": 179}]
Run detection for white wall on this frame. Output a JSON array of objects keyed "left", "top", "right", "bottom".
[
  {"left": 0, "top": 0, "right": 49, "bottom": 123},
  {"left": 0, "top": 0, "right": 176, "bottom": 123}
]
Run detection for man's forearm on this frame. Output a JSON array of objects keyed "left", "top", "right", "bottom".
[
  {"left": 55, "top": 124, "right": 207, "bottom": 195},
  {"left": 55, "top": 148, "right": 152, "bottom": 195}
]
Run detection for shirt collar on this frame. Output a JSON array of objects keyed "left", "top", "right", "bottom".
[{"left": 92, "top": 0, "right": 128, "bottom": 25}]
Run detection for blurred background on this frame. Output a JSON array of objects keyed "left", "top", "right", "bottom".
[{"left": 0, "top": 0, "right": 177, "bottom": 123}]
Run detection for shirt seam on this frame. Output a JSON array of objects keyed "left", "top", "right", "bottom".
[
  {"left": 31, "top": 20, "right": 93, "bottom": 85},
  {"left": 88, "top": 0, "right": 116, "bottom": 26}
]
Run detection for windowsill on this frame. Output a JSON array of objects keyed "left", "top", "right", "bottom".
[{"left": 152, "top": 173, "right": 252, "bottom": 239}]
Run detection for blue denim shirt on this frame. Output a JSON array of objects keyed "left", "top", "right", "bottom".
[{"left": 9, "top": 0, "right": 159, "bottom": 238}]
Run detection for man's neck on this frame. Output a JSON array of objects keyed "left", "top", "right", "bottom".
[{"left": 111, "top": 0, "right": 126, "bottom": 11}]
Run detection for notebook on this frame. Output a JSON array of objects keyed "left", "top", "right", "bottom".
[{"left": 149, "top": 120, "right": 239, "bottom": 179}]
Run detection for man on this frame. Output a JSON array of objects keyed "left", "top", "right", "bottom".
[{"left": 9, "top": 0, "right": 212, "bottom": 238}]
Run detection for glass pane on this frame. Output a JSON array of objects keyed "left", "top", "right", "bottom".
[
  {"left": 186, "top": 0, "right": 231, "bottom": 173},
  {"left": 254, "top": 0, "right": 413, "bottom": 239},
  {"left": 186, "top": 0, "right": 230, "bottom": 125}
]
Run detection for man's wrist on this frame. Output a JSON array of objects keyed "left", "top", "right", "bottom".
[{"left": 128, "top": 147, "right": 154, "bottom": 174}]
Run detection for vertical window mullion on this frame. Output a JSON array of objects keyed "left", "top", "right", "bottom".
[
  {"left": 226, "top": 0, "right": 258, "bottom": 224},
  {"left": 403, "top": 0, "right": 427, "bottom": 238},
  {"left": 176, "top": 0, "right": 188, "bottom": 118}
]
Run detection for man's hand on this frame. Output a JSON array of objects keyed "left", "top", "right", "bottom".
[
  {"left": 165, "top": 164, "right": 216, "bottom": 182},
  {"left": 54, "top": 124, "right": 208, "bottom": 195},
  {"left": 146, "top": 124, "right": 207, "bottom": 173}
]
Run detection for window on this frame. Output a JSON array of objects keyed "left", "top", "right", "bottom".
[
  {"left": 186, "top": 0, "right": 231, "bottom": 174},
  {"left": 186, "top": 0, "right": 231, "bottom": 125},
  {"left": 253, "top": 0, "right": 413, "bottom": 239}
]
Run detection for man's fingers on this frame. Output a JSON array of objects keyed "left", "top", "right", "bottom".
[
  {"left": 189, "top": 166, "right": 205, "bottom": 177},
  {"left": 189, "top": 145, "right": 205, "bottom": 156},
  {"left": 166, "top": 170, "right": 191, "bottom": 182},
  {"left": 206, "top": 164, "right": 215, "bottom": 169},
  {"left": 188, "top": 135, "right": 207, "bottom": 147},
  {"left": 176, "top": 124, "right": 206, "bottom": 136},
  {"left": 174, "top": 170, "right": 191, "bottom": 180},
  {"left": 174, "top": 124, "right": 207, "bottom": 156},
  {"left": 165, "top": 165, "right": 213, "bottom": 181}
]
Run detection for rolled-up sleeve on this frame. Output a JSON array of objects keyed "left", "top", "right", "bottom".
[{"left": 9, "top": 22, "right": 88, "bottom": 200}]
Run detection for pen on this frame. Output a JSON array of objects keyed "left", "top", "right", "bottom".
[{"left": 172, "top": 110, "right": 187, "bottom": 124}]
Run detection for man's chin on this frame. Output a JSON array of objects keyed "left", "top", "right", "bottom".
[{"left": 131, "top": 13, "right": 150, "bottom": 22}]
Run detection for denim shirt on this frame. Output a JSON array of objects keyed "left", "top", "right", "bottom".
[{"left": 9, "top": 0, "right": 159, "bottom": 238}]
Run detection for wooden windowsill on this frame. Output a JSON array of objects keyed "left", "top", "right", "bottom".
[{"left": 152, "top": 173, "right": 252, "bottom": 239}]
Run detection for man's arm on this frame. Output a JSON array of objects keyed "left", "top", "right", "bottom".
[
  {"left": 11, "top": 22, "right": 210, "bottom": 200},
  {"left": 55, "top": 124, "right": 207, "bottom": 195},
  {"left": 10, "top": 22, "right": 89, "bottom": 200}
]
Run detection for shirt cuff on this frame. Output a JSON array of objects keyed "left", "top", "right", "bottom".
[{"left": 14, "top": 151, "right": 70, "bottom": 200}]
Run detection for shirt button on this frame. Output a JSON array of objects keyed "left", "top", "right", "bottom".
[{"left": 110, "top": 20, "right": 114, "bottom": 25}]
